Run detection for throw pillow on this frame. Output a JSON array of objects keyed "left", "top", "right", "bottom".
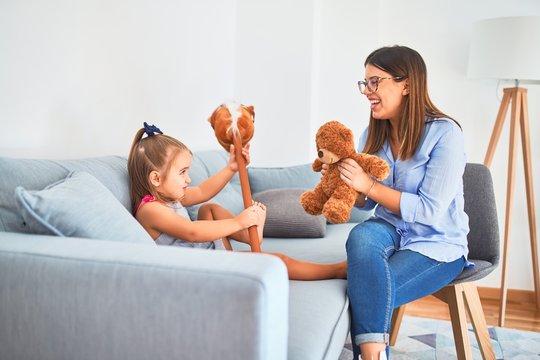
[
  {"left": 253, "top": 188, "right": 326, "bottom": 238},
  {"left": 248, "top": 164, "right": 373, "bottom": 223},
  {"left": 14, "top": 171, "right": 153, "bottom": 245}
]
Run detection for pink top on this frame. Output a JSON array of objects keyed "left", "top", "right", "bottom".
[{"left": 136, "top": 195, "right": 156, "bottom": 215}]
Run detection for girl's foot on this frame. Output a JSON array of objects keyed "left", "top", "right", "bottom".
[{"left": 336, "top": 261, "right": 347, "bottom": 279}]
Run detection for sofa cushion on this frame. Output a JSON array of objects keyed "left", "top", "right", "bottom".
[
  {"left": 249, "top": 164, "right": 374, "bottom": 223},
  {"left": 0, "top": 156, "right": 130, "bottom": 232},
  {"left": 288, "top": 280, "right": 349, "bottom": 360},
  {"left": 253, "top": 188, "right": 326, "bottom": 238},
  {"left": 14, "top": 171, "right": 153, "bottom": 245}
]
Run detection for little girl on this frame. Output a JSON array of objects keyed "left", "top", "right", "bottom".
[{"left": 128, "top": 122, "right": 346, "bottom": 280}]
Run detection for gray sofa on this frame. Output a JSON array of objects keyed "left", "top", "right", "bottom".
[{"left": 0, "top": 150, "right": 370, "bottom": 360}]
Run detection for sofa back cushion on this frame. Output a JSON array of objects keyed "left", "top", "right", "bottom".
[
  {"left": 186, "top": 150, "right": 244, "bottom": 220},
  {"left": 0, "top": 156, "right": 130, "bottom": 232}
]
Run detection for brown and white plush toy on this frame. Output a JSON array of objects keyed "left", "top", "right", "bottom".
[
  {"left": 208, "top": 101, "right": 261, "bottom": 252},
  {"left": 208, "top": 102, "right": 255, "bottom": 151},
  {"left": 300, "top": 121, "right": 390, "bottom": 224}
]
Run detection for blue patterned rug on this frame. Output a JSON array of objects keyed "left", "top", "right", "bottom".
[{"left": 339, "top": 315, "right": 540, "bottom": 359}]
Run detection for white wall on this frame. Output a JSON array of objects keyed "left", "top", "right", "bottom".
[{"left": 1, "top": 0, "right": 539, "bottom": 291}]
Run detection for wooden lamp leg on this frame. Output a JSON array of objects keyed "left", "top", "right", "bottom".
[
  {"left": 232, "top": 132, "right": 261, "bottom": 253},
  {"left": 518, "top": 90, "right": 540, "bottom": 308},
  {"left": 498, "top": 88, "right": 520, "bottom": 327},
  {"left": 487, "top": 87, "right": 540, "bottom": 327}
]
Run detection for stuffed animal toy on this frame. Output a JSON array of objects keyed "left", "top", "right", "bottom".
[
  {"left": 300, "top": 120, "right": 390, "bottom": 224},
  {"left": 208, "top": 101, "right": 261, "bottom": 252},
  {"left": 208, "top": 101, "right": 255, "bottom": 151}
]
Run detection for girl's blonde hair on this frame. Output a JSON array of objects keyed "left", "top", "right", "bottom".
[
  {"left": 127, "top": 127, "right": 191, "bottom": 214},
  {"left": 362, "top": 45, "right": 460, "bottom": 160}
]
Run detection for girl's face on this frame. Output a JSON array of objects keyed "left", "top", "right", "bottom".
[
  {"left": 159, "top": 150, "right": 192, "bottom": 201},
  {"left": 363, "top": 63, "right": 408, "bottom": 123}
]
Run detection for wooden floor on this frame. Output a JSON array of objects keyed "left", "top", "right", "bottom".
[{"left": 405, "top": 289, "right": 540, "bottom": 332}]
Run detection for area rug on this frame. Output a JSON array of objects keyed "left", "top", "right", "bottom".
[{"left": 339, "top": 315, "right": 540, "bottom": 359}]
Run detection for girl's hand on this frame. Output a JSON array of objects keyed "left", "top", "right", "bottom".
[
  {"left": 228, "top": 143, "right": 251, "bottom": 172},
  {"left": 338, "top": 158, "right": 372, "bottom": 193},
  {"left": 237, "top": 203, "right": 265, "bottom": 228}
]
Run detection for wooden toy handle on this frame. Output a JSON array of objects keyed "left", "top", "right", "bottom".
[{"left": 232, "top": 132, "right": 261, "bottom": 253}]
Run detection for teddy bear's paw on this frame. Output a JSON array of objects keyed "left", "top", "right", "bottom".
[
  {"left": 366, "top": 157, "right": 391, "bottom": 181},
  {"left": 300, "top": 191, "right": 324, "bottom": 215},
  {"left": 323, "top": 204, "right": 350, "bottom": 224}
]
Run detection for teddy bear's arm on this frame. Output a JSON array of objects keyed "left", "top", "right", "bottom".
[
  {"left": 312, "top": 158, "right": 323, "bottom": 172},
  {"left": 352, "top": 153, "right": 390, "bottom": 181}
]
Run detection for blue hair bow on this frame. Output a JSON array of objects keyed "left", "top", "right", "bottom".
[{"left": 143, "top": 122, "right": 163, "bottom": 136}]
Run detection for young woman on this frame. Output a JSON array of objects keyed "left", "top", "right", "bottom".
[{"left": 339, "top": 46, "right": 469, "bottom": 359}]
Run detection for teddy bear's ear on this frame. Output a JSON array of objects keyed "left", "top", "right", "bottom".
[
  {"left": 340, "top": 128, "right": 353, "bottom": 143},
  {"left": 208, "top": 104, "right": 225, "bottom": 128}
]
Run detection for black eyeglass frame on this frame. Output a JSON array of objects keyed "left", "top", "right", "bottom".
[{"left": 357, "top": 76, "right": 405, "bottom": 94}]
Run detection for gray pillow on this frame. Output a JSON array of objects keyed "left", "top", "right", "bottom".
[
  {"left": 249, "top": 164, "right": 374, "bottom": 224},
  {"left": 14, "top": 171, "right": 153, "bottom": 245},
  {"left": 253, "top": 188, "right": 326, "bottom": 238}
]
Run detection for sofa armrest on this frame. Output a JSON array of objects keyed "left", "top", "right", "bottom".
[{"left": 0, "top": 232, "right": 288, "bottom": 360}]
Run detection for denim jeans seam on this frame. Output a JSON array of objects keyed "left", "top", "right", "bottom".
[
  {"left": 394, "top": 259, "right": 444, "bottom": 293},
  {"left": 383, "top": 244, "right": 394, "bottom": 341}
]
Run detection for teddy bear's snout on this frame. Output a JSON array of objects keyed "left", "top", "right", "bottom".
[{"left": 317, "top": 148, "right": 340, "bottom": 164}]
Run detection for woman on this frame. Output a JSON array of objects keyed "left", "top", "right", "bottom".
[{"left": 338, "top": 45, "right": 470, "bottom": 359}]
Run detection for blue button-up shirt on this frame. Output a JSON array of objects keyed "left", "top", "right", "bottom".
[{"left": 358, "top": 117, "right": 469, "bottom": 262}]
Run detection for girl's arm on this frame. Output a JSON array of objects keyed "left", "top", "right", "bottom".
[
  {"left": 137, "top": 201, "right": 263, "bottom": 242},
  {"left": 182, "top": 144, "right": 250, "bottom": 207}
]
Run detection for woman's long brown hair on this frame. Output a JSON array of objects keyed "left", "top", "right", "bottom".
[{"left": 362, "top": 45, "right": 459, "bottom": 160}]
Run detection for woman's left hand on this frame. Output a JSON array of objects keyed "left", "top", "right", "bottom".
[
  {"left": 228, "top": 143, "right": 251, "bottom": 172},
  {"left": 338, "top": 158, "right": 371, "bottom": 193}
]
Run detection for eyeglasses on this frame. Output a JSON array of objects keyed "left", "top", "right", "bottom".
[{"left": 357, "top": 76, "right": 404, "bottom": 94}]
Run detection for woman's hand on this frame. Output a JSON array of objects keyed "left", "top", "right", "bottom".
[
  {"left": 321, "top": 163, "right": 329, "bottom": 177},
  {"left": 338, "top": 158, "right": 372, "bottom": 194},
  {"left": 228, "top": 143, "right": 251, "bottom": 172}
]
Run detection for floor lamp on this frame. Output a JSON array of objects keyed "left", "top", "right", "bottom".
[{"left": 468, "top": 16, "right": 540, "bottom": 327}]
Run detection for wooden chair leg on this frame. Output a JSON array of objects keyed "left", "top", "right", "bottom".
[
  {"left": 462, "top": 282, "right": 496, "bottom": 360},
  {"left": 434, "top": 285, "right": 473, "bottom": 360},
  {"left": 389, "top": 305, "right": 406, "bottom": 346}
]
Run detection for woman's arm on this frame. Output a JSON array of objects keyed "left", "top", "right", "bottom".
[{"left": 339, "top": 159, "right": 402, "bottom": 214}]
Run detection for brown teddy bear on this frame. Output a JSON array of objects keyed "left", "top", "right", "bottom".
[{"left": 300, "top": 121, "right": 390, "bottom": 224}]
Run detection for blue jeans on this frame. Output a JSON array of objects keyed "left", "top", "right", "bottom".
[{"left": 346, "top": 218, "right": 465, "bottom": 359}]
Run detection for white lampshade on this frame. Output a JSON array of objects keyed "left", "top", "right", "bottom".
[{"left": 467, "top": 16, "right": 540, "bottom": 83}]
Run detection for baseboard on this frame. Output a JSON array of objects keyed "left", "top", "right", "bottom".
[{"left": 478, "top": 286, "right": 537, "bottom": 306}]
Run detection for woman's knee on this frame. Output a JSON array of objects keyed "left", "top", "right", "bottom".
[{"left": 346, "top": 220, "right": 396, "bottom": 257}]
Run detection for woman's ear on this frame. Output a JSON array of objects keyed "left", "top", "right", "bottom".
[
  {"left": 402, "top": 79, "right": 410, "bottom": 95},
  {"left": 149, "top": 170, "right": 161, "bottom": 187}
]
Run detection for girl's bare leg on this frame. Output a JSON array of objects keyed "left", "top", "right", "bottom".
[
  {"left": 268, "top": 253, "right": 347, "bottom": 280},
  {"left": 197, "top": 203, "right": 266, "bottom": 249}
]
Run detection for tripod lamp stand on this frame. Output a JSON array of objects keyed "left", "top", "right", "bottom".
[{"left": 468, "top": 16, "right": 540, "bottom": 327}]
